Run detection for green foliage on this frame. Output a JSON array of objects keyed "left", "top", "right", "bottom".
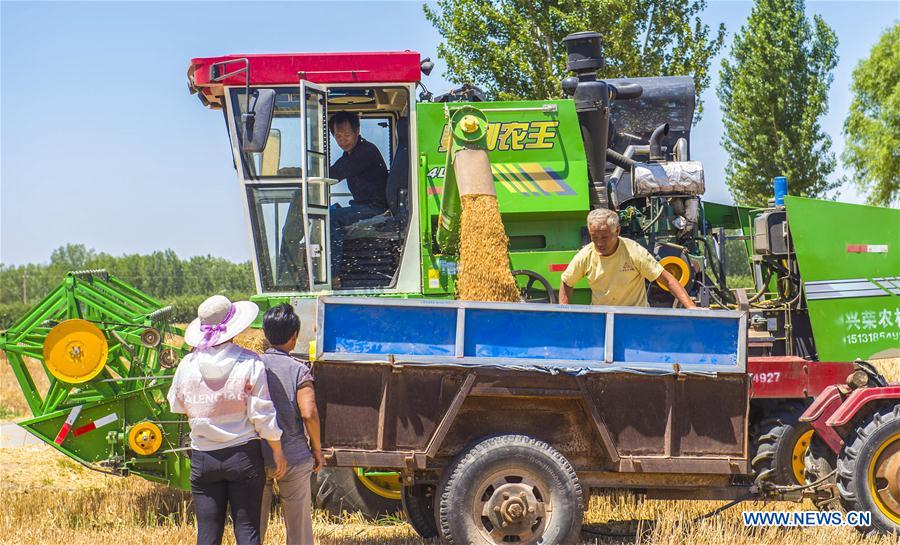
[
  {"left": 842, "top": 23, "right": 899, "bottom": 207},
  {"left": 0, "top": 244, "right": 254, "bottom": 328},
  {"left": 424, "top": 0, "right": 725, "bottom": 119},
  {"left": 717, "top": 0, "right": 839, "bottom": 206}
]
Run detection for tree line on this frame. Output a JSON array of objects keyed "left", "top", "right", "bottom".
[{"left": 0, "top": 244, "right": 254, "bottom": 327}]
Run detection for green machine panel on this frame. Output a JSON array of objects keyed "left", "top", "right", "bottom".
[
  {"left": 415, "top": 100, "right": 591, "bottom": 295},
  {"left": 416, "top": 100, "right": 589, "bottom": 215},
  {"left": 786, "top": 196, "right": 900, "bottom": 360}
]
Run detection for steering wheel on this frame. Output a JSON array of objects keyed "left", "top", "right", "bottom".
[{"left": 511, "top": 270, "right": 557, "bottom": 304}]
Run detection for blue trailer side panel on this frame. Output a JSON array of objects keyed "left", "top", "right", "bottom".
[
  {"left": 463, "top": 308, "right": 606, "bottom": 361},
  {"left": 612, "top": 314, "right": 740, "bottom": 366},
  {"left": 318, "top": 298, "right": 746, "bottom": 374}
]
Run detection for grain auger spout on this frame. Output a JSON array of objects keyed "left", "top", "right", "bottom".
[
  {"left": 435, "top": 105, "right": 495, "bottom": 254},
  {"left": 434, "top": 106, "right": 519, "bottom": 302}
]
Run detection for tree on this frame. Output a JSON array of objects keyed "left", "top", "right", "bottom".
[
  {"left": 717, "top": 0, "right": 838, "bottom": 206},
  {"left": 424, "top": 0, "right": 725, "bottom": 118},
  {"left": 50, "top": 244, "right": 96, "bottom": 272},
  {"left": 842, "top": 23, "right": 899, "bottom": 207}
]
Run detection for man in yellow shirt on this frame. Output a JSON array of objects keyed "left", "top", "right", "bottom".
[{"left": 559, "top": 209, "right": 696, "bottom": 308}]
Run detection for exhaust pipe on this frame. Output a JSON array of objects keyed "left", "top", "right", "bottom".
[
  {"left": 562, "top": 32, "right": 610, "bottom": 207},
  {"left": 649, "top": 123, "right": 669, "bottom": 162}
]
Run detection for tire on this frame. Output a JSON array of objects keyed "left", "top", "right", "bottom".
[
  {"left": 435, "top": 434, "right": 583, "bottom": 545},
  {"left": 401, "top": 483, "right": 438, "bottom": 539},
  {"left": 836, "top": 404, "right": 900, "bottom": 535},
  {"left": 804, "top": 435, "right": 840, "bottom": 511},
  {"left": 312, "top": 467, "right": 401, "bottom": 519},
  {"left": 750, "top": 402, "right": 813, "bottom": 485}
]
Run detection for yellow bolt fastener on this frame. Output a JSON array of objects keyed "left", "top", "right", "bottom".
[{"left": 460, "top": 115, "right": 479, "bottom": 133}]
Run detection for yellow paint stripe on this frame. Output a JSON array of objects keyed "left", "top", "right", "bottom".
[
  {"left": 494, "top": 164, "right": 528, "bottom": 194},
  {"left": 519, "top": 163, "right": 562, "bottom": 193},
  {"left": 506, "top": 164, "right": 541, "bottom": 194},
  {"left": 490, "top": 166, "right": 518, "bottom": 193}
]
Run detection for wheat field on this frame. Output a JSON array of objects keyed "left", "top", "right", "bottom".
[{"left": 1, "top": 350, "right": 898, "bottom": 544}]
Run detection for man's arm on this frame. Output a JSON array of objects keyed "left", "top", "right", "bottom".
[
  {"left": 558, "top": 250, "right": 586, "bottom": 305},
  {"left": 558, "top": 282, "right": 575, "bottom": 305},
  {"left": 658, "top": 270, "right": 697, "bottom": 308},
  {"left": 297, "top": 383, "right": 324, "bottom": 472}
]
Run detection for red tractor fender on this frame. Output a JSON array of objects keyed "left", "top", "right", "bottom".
[
  {"left": 800, "top": 385, "right": 900, "bottom": 454},
  {"left": 799, "top": 384, "right": 847, "bottom": 453},
  {"left": 825, "top": 385, "right": 900, "bottom": 427}
]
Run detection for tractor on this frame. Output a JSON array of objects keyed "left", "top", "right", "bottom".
[{"left": 1, "top": 31, "right": 898, "bottom": 533}]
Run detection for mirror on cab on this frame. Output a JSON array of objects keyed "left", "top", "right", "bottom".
[{"left": 239, "top": 89, "right": 276, "bottom": 153}]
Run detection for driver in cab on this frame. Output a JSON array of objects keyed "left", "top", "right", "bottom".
[
  {"left": 559, "top": 209, "right": 697, "bottom": 308},
  {"left": 328, "top": 111, "right": 389, "bottom": 288}
]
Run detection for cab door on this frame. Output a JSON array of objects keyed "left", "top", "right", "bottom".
[{"left": 299, "top": 80, "right": 334, "bottom": 291}]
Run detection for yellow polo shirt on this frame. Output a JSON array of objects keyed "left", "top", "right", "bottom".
[{"left": 560, "top": 237, "right": 665, "bottom": 307}]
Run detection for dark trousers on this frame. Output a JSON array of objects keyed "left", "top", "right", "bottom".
[{"left": 190, "top": 440, "right": 266, "bottom": 545}]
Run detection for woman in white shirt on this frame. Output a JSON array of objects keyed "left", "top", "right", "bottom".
[{"left": 167, "top": 295, "right": 288, "bottom": 545}]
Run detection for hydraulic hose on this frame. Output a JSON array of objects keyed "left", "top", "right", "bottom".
[{"left": 606, "top": 148, "right": 637, "bottom": 170}]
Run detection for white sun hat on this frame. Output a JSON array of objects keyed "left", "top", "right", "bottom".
[{"left": 184, "top": 295, "right": 259, "bottom": 349}]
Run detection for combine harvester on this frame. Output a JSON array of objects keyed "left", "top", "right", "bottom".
[{"left": 2, "top": 32, "right": 899, "bottom": 541}]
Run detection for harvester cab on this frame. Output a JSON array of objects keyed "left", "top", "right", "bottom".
[{"left": 189, "top": 52, "right": 422, "bottom": 295}]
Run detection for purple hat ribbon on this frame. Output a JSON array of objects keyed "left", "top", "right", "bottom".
[{"left": 197, "top": 304, "right": 236, "bottom": 350}]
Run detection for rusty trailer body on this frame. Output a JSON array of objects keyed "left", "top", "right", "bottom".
[{"left": 314, "top": 298, "right": 752, "bottom": 505}]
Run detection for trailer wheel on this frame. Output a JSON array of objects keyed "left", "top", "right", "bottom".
[
  {"left": 750, "top": 402, "right": 813, "bottom": 485},
  {"left": 401, "top": 483, "right": 438, "bottom": 539},
  {"left": 804, "top": 435, "right": 840, "bottom": 510},
  {"left": 836, "top": 404, "right": 900, "bottom": 534},
  {"left": 312, "top": 467, "right": 401, "bottom": 519},
  {"left": 435, "top": 435, "right": 583, "bottom": 545}
]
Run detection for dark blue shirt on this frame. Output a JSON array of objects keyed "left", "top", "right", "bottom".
[
  {"left": 259, "top": 348, "right": 314, "bottom": 468},
  {"left": 330, "top": 137, "right": 389, "bottom": 210}
]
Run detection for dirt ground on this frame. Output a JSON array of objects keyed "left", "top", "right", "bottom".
[{"left": 1, "top": 347, "right": 898, "bottom": 544}]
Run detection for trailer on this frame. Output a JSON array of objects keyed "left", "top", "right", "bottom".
[{"left": 312, "top": 296, "right": 751, "bottom": 542}]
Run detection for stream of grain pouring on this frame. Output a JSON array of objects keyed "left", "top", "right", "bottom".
[{"left": 453, "top": 147, "right": 520, "bottom": 302}]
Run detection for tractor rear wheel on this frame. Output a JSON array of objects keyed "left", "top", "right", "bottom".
[
  {"left": 401, "top": 483, "right": 438, "bottom": 539},
  {"left": 750, "top": 402, "right": 813, "bottom": 485},
  {"left": 435, "top": 434, "right": 583, "bottom": 545},
  {"left": 312, "top": 467, "right": 401, "bottom": 520},
  {"left": 836, "top": 404, "right": 900, "bottom": 534}
]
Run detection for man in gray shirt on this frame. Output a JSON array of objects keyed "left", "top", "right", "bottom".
[{"left": 260, "top": 304, "right": 324, "bottom": 545}]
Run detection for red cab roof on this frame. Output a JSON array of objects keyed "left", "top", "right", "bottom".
[{"left": 188, "top": 51, "right": 421, "bottom": 108}]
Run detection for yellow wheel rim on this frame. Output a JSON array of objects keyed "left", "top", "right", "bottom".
[
  {"left": 128, "top": 422, "right": 163, "bottom": 456},
  {"left": 354, "top": 467, "right": 402, "bottom": 500},
  {"left": 792, "top": 429, "right": 815, "bottom": 484},
  {"left": 42, "top": 319, "right": 108, "bottom": 384},
  {"left": 656, "top": 256, "right": 690, "bottom": 292},
  {"left": 868, "top": 432, "right": 900, "bottom": 524}
]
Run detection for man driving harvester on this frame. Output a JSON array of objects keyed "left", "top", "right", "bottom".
[
  {"left": 328, "top": 111, "right": 389, "bottom": 288},
  {"left": 559, "top": 209, "right": 697, "bottom": 308}
]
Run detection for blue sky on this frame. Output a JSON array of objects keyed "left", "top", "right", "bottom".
[{"left": 2, "top": 1, "right": 897, "bottom": 265}]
